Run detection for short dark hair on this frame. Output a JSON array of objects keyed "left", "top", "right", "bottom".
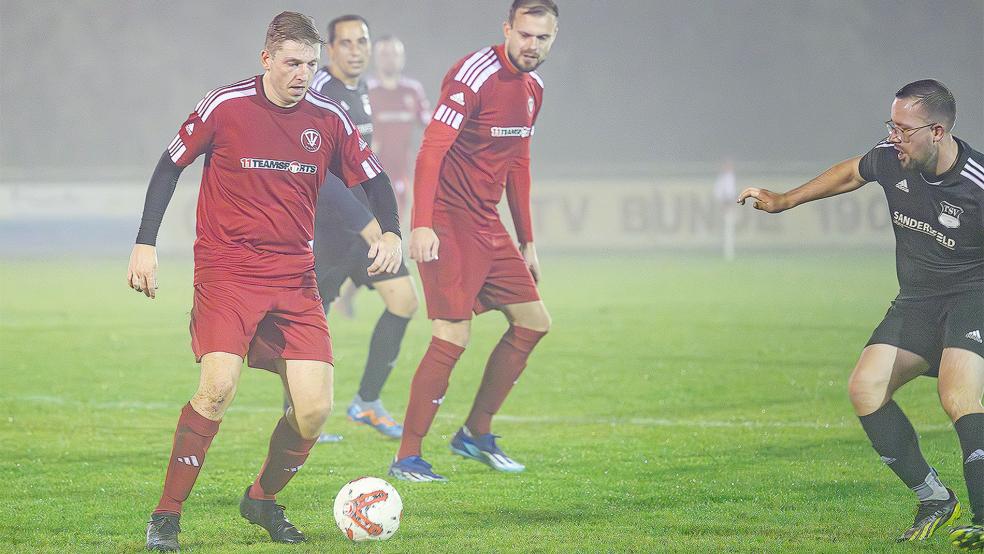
[
  {"left": 265, "top": 12, "right": 323, "bottom": 54},
  {"left": 327, "top": 14, "right": 369, "bottom": 44},
  {"left": 896, "top": 79, "right": 957, "bottom": 131},
  {"left": 508, "top": 0, "right": 559, "bottom": 23}
]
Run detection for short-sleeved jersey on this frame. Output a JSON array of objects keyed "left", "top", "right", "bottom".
[
  {"left": 367, "top": 76, "right": 431, "bottom": 180},
  {"left": 413, "top": 45, "right": 543, "bottom": 241},
  {"left": 859, "top": 137, "right": 984, "bottom": 298},
  {"left": 167, "top": 75, "right": 382, "bottom": 287}
]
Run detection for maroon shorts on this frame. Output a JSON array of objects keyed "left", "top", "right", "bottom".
[
  {"left": 190, "top": 281, "right": 332, "bottom": 372},
  {"left": 417, "top": 214, "right": 540, "bottom": 320}
]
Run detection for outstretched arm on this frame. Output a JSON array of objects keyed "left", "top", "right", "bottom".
[
  {"left": 128, "top": 152, "right": 185, "bottom": 299},
  {"left": 737, "top": 156, "right": 866, "bottom": 213}
]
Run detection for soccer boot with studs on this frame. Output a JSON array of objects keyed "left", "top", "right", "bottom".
[
  {"left": 897, "top": 488, "right": 961, "bottom": 542},
  {"left": 238, "top": 487, "right": 306, "bottom": 543}
]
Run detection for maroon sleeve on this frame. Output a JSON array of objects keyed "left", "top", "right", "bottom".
[
  {"left": 505, "top": 156, "right": 533, "bottom": 243},
  {"left": 412, "top": 65, "right": 478, "bottom": 229},
  {"left": 327, "top": 115, "right": 384, "bottom": 187},
  {"left": 166, "top": 98, "right": 218, "bottom": 168}
]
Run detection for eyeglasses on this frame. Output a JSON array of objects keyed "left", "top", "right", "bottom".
[{"left": 885, "top": 120, "right": 936, "bottom": 142}]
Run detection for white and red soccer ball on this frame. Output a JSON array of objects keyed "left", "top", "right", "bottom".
[{"left": 333, "top": 477, "right": 403, "bottom": 541}]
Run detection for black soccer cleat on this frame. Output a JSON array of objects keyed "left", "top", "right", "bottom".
[
  {"left": 146, "top": 512, "right": 181, "bottom": 552},
  {"left": 238, "top": 487, "right": 306, "bottom": 543},
  {"left": 950, "top": 520, "right": 984, "bottom": 551},
  {"left": 897, "top": 488, "right": 961, "bottom": 542}
]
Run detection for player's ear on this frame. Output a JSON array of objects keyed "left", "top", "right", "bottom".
[
  {"left": 260, "top": 49, "right": 273, "bottom": 71},
  {"left": 502, "top": 21, "right": 511, "bottom": 40}
]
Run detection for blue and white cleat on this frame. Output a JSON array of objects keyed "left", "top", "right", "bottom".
[
  {"left": 388, "top": 455, "right": 448, "bottom": 482},
  {"left": 347, "top": 399, "right": 403, "bottom": 439},
  {"left": 449, "top": 427, "right": 525, "bottom": 473}
]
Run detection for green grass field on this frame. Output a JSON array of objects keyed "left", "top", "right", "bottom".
[{"left": 0, "top": 253, "right": 968, "bottom": 552}]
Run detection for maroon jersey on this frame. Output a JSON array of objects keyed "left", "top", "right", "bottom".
[
  {"left": 412, "top": 45, "right": 543, "bottom": 242},
  {"left": 167, "top": 76, "right": 383, "bottom": 287},
  {"left": 367, "top": 76, "right": 431, "bottom": 181}
]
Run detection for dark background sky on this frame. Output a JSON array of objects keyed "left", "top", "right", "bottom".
[{"left": 1, "top": 0, "right": 981, "bottom": 180}]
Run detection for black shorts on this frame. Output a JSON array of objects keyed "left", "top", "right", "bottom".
[
  {"left": 314, "top": 236, "right": 409, "bottom": 303},
  {"left": 867, "top": 288, "right": 984, "bottom": 377}
]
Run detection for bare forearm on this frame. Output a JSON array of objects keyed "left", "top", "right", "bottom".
[{"left": 784, "top": 156, "right": 865, "bottom": 209}]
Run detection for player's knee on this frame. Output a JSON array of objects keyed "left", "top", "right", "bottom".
[
  {"left": 938, "top": 385, "right": 982, "bottom": 421},
  {"left": 191, "top": 380, "right": 237, "bottom": 419},
  {"left": 389, "top": 291, "right": 418, "bottom": 319},
  {"left": 847, "top": 371, "right": 889, "bottom": 415},
  {"left": 434, "top": 325, "right": 470, "bottom": 348},
  {"left": 516, "top": 309, "right": 551, "bottom": 333},
  {"left": 293, "top": 397, "right": 333, "bottom": 439}
]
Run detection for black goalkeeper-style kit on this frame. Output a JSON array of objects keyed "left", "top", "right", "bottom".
[{"left": 859, "top": 137, "right": 984, "bottom": 374}]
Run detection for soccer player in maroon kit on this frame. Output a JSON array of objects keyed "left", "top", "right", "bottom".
[
  {"left": 389, "top": 0, "right": 559, "bottom": 482},
  {"left": 127, "top": 12, "right": 402, "bottom": 550},
  {"left": 368, "top": 35, "right": 432, "bottom": 222}
]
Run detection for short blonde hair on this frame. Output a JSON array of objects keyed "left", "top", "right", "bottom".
[{"left": 264, "top": 11, "right": 324, "bottom": 54}]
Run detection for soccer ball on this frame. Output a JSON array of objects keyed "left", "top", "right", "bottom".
[{"left": 333, "top": 477, "right": 403, "bottom": 541}]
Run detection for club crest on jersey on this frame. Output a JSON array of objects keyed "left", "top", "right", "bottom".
[
  {"left": 301, "top": 129, "right": 321, "bottom": 152},
  {"left": 241, "top": 158, "right": 317, "bottom": 174},
  {"left": 185, "top": 123, "right": 195, "bottom": 135},
  {"left": 527, "top": 96, "right": 535, "bottom": 114},
  {"left": 938, "top": 201, "right": 963, "bottom": 229},
  {"left": 361, "top": 94, "right": 372, "bottom": 116}
]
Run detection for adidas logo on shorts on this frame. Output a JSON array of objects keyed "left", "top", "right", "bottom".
[{"left": 966, "top": 330, "right": 983, "bottom": 344}]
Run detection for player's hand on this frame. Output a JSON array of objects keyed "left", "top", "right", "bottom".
[
  {"left": 737, "top": 187, "right": 790, "bottom": 213},
  {"left": 127, "top": 244, "right": 159, "bottom": 299},
  {"left": 359, "top": 218, "right": 383, "bottom": 246},
  {"left": 367, "top": 232, "right": 402, "bottom": 276},
  {"left": 409, "top": 227, "right": 440, "bottom": 263},
  {"left": 520, "top": 242, "right": 541, "bottom": 283}
]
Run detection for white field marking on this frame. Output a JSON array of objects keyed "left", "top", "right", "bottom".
[{"left": 4, "top": 394, "right": 956, "bottom": 432}]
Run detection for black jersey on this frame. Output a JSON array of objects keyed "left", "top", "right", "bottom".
[
  {"left": 311, "top": 67, "right": 375, "bottom": 251},
  {"left": 859, "top": 137, "right": 984, "bottom": 298},
  {"left": 312, "top": 68, "right": 374, "bottom": 145}
]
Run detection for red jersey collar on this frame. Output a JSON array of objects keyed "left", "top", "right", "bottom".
[
  {"left": 494, "top": 44, "right": 522, "bottom": 75},
  {"left": 254, "top": 74, "right": 304, "bottom": 113}
]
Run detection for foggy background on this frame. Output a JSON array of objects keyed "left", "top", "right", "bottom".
[{"left": 1, "top": 0, "right": 982, "bottom": 255}]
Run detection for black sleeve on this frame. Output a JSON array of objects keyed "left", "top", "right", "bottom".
[
  {"left": 135, "top": 152, "right": 184, "bottom": 246},
  {"left": 361, "top": 171, "right": 401, "bottom": 237},
  {"left": 319, "top": 173, "right": 373, "bottom": 231},
  {"left": 858, "top": 144, "right": 885, "bottom": 183}
]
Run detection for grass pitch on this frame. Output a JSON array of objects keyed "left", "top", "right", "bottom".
[{"left": 0, "top": 252, "right": 966, "bottom": 552}]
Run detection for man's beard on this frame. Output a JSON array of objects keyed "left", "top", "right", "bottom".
[{"left": 508, "top": 51, "right": 542, "bottom": 73}]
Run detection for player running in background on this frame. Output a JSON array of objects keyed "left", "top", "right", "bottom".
[
  {"left": 388, "top": 0, "right": 559, "bottom": 483},
  {"left": 306, "top": 15, "right": 419, "bottom": 442},
  {"left": 713, "top": 158, "right": 737, "bottom": 261},
  {"left": 738, "top": 80, "right": 984, "bottom": 548},
  {"left": 128, "top": 12, "right": 401, "bottom": 550},
  {"left": 368, "top": 35, "right": 432, "bottom": 223}
]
